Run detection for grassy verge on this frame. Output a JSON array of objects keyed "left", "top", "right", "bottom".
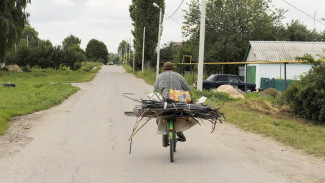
[
  {"left": 123, "top": 66, "right": 325, "bottom": 157},
  {"left": 123, "top": 64, "right": 156, "bottom": 85},
  {"left": 222, "top": 103, "right": 325, "bottom": 157},
  {"left": 0, "top": 62, "right": 103, "bottom": 135}
]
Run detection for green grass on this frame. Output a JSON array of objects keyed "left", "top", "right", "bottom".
[
  {"left": 0, "top": 62, "right": 103, "bottom": 135},
  {"left": 222, "top": 104, "right": 325, "bottom": 157},
  {"left": 123, "top": 66, "right": 325, "bottom": 157},
  {"left": 123, "top": 64, "right": 156, "bottom": 85}
]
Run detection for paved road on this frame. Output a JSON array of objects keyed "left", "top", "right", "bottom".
[{"left": 0, "top": 66, "right": 324, "bottom": 183}]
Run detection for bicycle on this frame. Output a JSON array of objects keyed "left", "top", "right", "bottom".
[{"left": 166, "top": 117, "right": 177, "bottom": 162}]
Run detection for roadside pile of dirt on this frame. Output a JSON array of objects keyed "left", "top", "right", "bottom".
[
  {"left": 6, "top": 65, "right": 22, "bottom": 72},
  {"left": 215, "top": 85, "right": 244, "bottom": 99},
  {"left": 244, "top": 100, "right": 279, "bottom": 115}
]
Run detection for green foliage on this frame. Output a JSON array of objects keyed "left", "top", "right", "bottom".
[
  {"left": 160, "top": 42, "right": 177, "bottom": 63},
  {"left": 62, "top": 34, "right": 81, "bottom": 50},
  {"left": 6, "top": 37, "right": 87, "bottom": 70},
  {"left": 224, "top": 104, "right": 325, "bottom": 157},
  {"left": 129, "top": 0, "right": 165, "bottom": 69},
  {"left": 285, "top": 20, "right": 324, "bottom": 41},
  {"left": 117, "top": 40, "right": 133, "bottom": 64},
  {"left": 191, "top": 88, "right": 237, "bottom": 103},
  {"left": 295, "top": 53, "right": 322, "bottom": 65},
  {"left": 284, "top": 63, "right": 325, "bottom": 123},
  {"left": 63, "top": 45, "right": 87, "bottom": 70},
  {"left": 0, "top": 0, "right": 31, "bottom": 63},
  {"left": 19, "top": 24, "right": 39, "bottom": 47},
  {"left": 122, "top": 64, "right": 156, "bottom": 85},
  {"left": 80, "top": 62, "right": 103, "bottom": 73},
  {"left": 180, "top": 0, "right": 325, "bottom": 75},
  {"left": 85, "top": 39, "right": 109, "bottom": 63},
  {"left": 0, "top": 68, "right": 102, "bottom": 135},
  {"left": 182, "top": 0, "right": 286, "bottom": 74}
]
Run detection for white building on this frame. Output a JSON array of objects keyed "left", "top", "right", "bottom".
[{"left": 244, "top": 41, "right": 325, "bottom": 89}]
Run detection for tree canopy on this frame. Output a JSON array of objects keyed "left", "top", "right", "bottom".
[
  {"left": 181, "top": 0, "right": 287, "bottom": 74},
  {"left": 129, "top": 0, "right": 165, "bottom": 69},
  {"left": 117, "top": 40, "right": 133, "bottom": 63},
  {"left": 0, "top": 0, "right": 31, "bottom": 63},
  {"left": 62, "top": 34, "right": 82, "bottom": 50},
  {"left": 179, "top": 0, "right": 325, "bottom": 75},
  {"left": 85, "top": 39, "right": 109, "bottom": 63}
]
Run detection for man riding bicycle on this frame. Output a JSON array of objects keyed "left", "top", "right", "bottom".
[{"left": 153, "top": 61, "right": 191, "bottom": 147}]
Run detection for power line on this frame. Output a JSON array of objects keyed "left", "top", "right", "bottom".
[
  {"left": 165, "top": 13, "right": 182, "bottom": 26},
  {"left": 282, "top": 0, "right": 325, "bottom": 26},
  {"left": 165, "top": 0, "right": 185, "bottom": 19}
]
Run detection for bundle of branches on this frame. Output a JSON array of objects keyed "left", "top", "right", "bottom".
[
  {"left": 132, "top": 99, "right": 225, "bottom": 132},
  {"left": 124, "top": 96, "right": 225, "bottom": 154}
]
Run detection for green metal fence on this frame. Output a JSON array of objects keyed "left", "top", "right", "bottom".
[{"left": 260, "top": 77, "right": 295, "bottom": 91}]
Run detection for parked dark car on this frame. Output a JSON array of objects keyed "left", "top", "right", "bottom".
[{"left": 196, "top": 74, "right": 256, "bottom": 92}]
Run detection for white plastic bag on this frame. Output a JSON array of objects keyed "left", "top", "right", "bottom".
[
  {"left": 197, "top": 96, "right": 207, "bottom": 104},
  {"left": 147, "top": 92, "right": 163, "bottom": 102}
]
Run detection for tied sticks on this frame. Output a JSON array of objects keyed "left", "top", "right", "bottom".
[{"left": 124, "top": 96, "right": 225, "bottom": 154}]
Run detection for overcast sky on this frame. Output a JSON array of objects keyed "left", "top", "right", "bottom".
[{"left": 27, "top": 0, "right": 325, "bottom": 53}]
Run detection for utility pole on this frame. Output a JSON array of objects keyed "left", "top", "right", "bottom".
[
  {"left": 142, "top": 27, "right": 146, "bottom": 73},
  {"left": 125, "top": 41, "right": 128, "bottom": 64},
  {"left": 119, "top": 49, "right": 122, "bottom": 63},
  {"left": 133, "top": 46, "right": 135, "bottom": 71},
  {"left": 129, "top": 38, "right": 131, "bottom": 63},
  {"left": 153, "top": 3, "right": 162, "bottom": 80},
  {"left": 197, "top": 0, "right": 206, "bottom": 91},
  {"left": 27, "top": 35, "right": 29, "bottom": 47}
]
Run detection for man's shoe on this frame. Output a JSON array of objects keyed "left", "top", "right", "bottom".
[
  {"left": 176, "top": 132, "right": 186, "bottom": 142},
  {"left": 162, "top": 134, "right": 168, "bottom": 147}
]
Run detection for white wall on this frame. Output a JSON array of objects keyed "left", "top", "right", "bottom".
[
  {"left": 0, "top": 62, "right": 4, "bottom": 68},
  {"left": 249, "top": 64, "right": 312, "bottom": 88}
]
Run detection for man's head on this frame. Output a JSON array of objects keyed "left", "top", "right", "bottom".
[{"left": 162, "top": 61, "right": 174, "bottom": 71}]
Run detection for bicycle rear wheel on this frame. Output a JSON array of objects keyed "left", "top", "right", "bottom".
[
  {"left": 168, "top": 119, "right": 176, "bottom": 162},
  {"left": 170, "top": 139, "right": 174, "bottom": 162}
]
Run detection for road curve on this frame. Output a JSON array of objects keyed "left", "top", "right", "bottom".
[{"left": 0, "top": 65, "right": 324, "bottom": 183}]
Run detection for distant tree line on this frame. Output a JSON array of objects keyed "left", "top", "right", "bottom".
[
  {"left": 4, "top": 25, "right": 109, "bottom": 70},
  {"left": 0, "top": 1, "right": 109, "bottom": 70}
]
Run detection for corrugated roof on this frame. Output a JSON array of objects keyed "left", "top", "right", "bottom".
[{"left": 247, "top": 41, "right": 325, "bottom": 61}]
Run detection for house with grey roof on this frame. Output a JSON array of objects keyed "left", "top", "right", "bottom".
[{"left": 243, "top": 41, "right": 325, "bottom": 89}]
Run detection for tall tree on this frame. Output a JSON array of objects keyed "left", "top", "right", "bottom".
[
  {"left": 0, "top": 0, "right": 31, "bottom": 64},
  {"left": 85, "top": 39, "right": 109, "bottom": 63},
  {"left": 129, "top": 0, "right": 165, "bottom": 69},
  {"left": 160, "top": 42, "right": 177, "bottom": 63},
  {"left": 62, "top": 34, "right": 82, "bottom": 50},
  {"left": 19, "top": 24, "right": 39, "bottom": 47},
  {"left": 117, "top": 40, "right": 133, "bottom": 64},
  {"left": 182, "top": 0, "right": 286, "bottom": 74}
]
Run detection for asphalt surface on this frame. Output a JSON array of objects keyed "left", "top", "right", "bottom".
[{"left": 0, "top": 65, "right": 324, "bottom": 183}]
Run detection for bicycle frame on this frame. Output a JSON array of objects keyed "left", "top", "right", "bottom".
[{"left": 168, "top": 119, "right": 174, "bottom": 140}]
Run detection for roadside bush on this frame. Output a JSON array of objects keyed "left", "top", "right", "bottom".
[
  {"left": 284, "top": 63, "right": 325, "bottom": 123},
  {"left": 6, "top": 44, "right": 86, "bottom": 70}
]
